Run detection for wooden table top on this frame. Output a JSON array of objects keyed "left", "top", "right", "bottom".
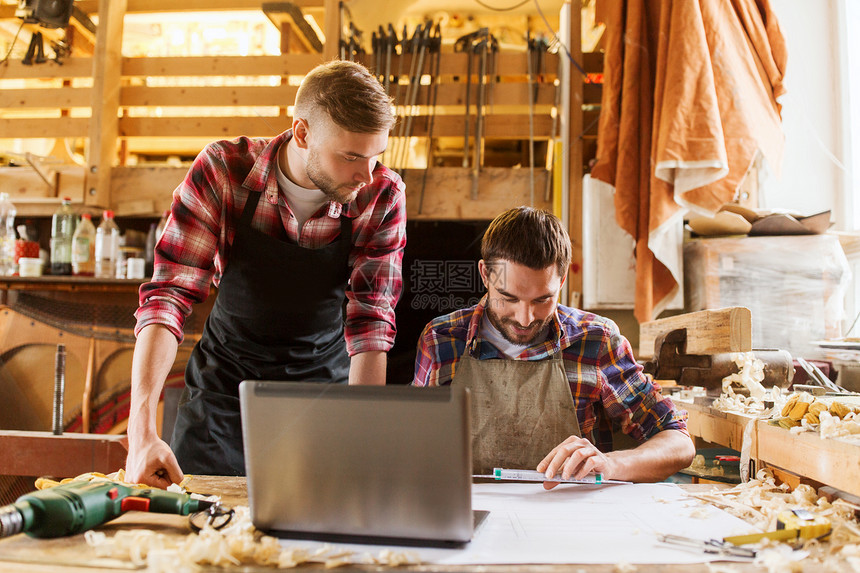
[{"left": 0, "top": 477, "right": 762, "bottom": 572}]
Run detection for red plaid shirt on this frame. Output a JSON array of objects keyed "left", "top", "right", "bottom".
[{"left": 135, "top": 131, "right": 406, "bottom": 355}]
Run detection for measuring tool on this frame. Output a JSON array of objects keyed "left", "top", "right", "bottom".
[
  {"left": 723, "top": 509, "right": 832, "bottom": 546},
  {"left": 473, "top": 468, "right": 632, "bottom": 485}
]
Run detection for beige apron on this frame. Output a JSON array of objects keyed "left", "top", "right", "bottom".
[{"left": 453, "top": 349, "right": 581, "bottom": 474}]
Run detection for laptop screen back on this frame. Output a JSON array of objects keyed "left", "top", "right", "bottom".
[{"left": 239, "top": 381, "right": 473, "bottom": 544}]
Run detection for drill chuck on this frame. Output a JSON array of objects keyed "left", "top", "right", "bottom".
[{"left": 0, "top": 505, "right": 24, "bottom": 538}]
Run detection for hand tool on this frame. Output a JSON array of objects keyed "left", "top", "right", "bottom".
[
  {"left": 473, "top": 467, "right": 632, "bottom": 485},
  {"left": 392, "top": 23, "right": 423, "bottom": 171},
  {"left": 471, "top": 36, "right": 488, "bottom": 200},
  {"left": 397, "top": 21, "right": 432, "bottom": 176},
  {"left": 641, "top": 328, "right": 794, "bottom": 396},
  {"left": 723, "top": 509, "right": 832, "bottom": 545},
  {"left": 383, "top": 24, "right": 394, "bottom": 94},
  {"left": 527, "top": 31, "right": 536, "bottom": 205},
  {"left": 0, "top": 480, "right": 216, "bottom": 539},
  {"left": 418, "top": 22, "right": 443, "bottom": 215},
  {"left": 454, "top": 29, "right": 487, "bottom": 169},
  {"left": 657, "top": 534, "right": 758, "bottom": 559},
  {"left": 797, "top": 357, "right": 846, "bottom": 393}
]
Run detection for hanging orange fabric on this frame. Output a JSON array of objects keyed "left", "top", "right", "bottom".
[{"left": 591, "top": 0, "right": 787, "bottom": 323}]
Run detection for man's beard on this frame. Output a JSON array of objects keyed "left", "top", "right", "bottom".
[
  {"left": 305, "top": 148, "right": 362, "bottom": 204},
  {"left": 485, "top": 299, "right": 554, "bottom": 346}
]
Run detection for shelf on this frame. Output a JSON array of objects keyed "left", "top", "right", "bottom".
[{"left": 682, "top": 399, "right": 860, "bottom": 497}]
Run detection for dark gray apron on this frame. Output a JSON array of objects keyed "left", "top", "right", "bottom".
[{"left": 172, "top": 190, "right": 351, "bottom": 475}]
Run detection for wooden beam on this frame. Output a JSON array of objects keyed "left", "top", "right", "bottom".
[
  {"left": 110, "top": 166, "right": 186, "bottom": 215},
  {"left": 0, "top": 57, "right": 93, "bottom": 79},
  {"left": 85, "top": 0, "right": 126, "bottom": 209},
  {"left": 567, "top": 0, "right": 584, "bottom": 306},
  {"left": 404, "top": 167, "right": 552, "bottom": 220},
  {"left": 74, "top": 0, "right": 324, "bottom": 13},
  {"left": 122, "top": 54, "right": 322, "bottom": 76},
  {"left": 0, "top": 118, "right": 88, "bottom": 139},
  {"left": 263, "top": 2, "right": 323, "bottom": 53},
  {"left": 0, "top": 431, "right": 128, "bottom": 478},
  {"left": 638, "top": 307, "right": 753, "bottom": 359},
  {"left": 0, "top": 87, "right": 91, "bottom": 108},
  {"left": 120, "top": 81, "right": 558, "bottom": 109},
  {"left": 322, "top": 0, "right": 338, "bottom": 61},
  {"left": 119, "top": 85, "right": 298, "bottom": 107},
  {"left": 115, "top": 115, "right": 556, "bottom": 139},
  {"left": 0, "top": 166, "right": 86, "bottom": 201}
]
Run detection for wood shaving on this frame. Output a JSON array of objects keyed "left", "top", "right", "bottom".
[
  {"left": 613, "top": 562, "right": 637, "bottom": 573},
  {"left": 35, "top": 469, "right": 193, "bottom": 491},
  {"left": 84, "top": 504, "right": 421, "bottom": 571},
  {"left": 689, "top": 469, "right": 860, "bottom": 571}
]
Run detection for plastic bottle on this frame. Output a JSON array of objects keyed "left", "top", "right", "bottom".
[
  {"left": 50, "top": 197, "right": 76, "bottom": 275},
  {"left": 71, "top": 213, "right": 96, "bottom": 276},
  {"left": 0, "top": 193, "right": 17, "bottom": 276},
  {"left": 95, "top": 210, "right": 120, "bottom": 279}
]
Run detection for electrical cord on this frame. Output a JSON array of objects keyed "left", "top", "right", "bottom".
[
  {"left": 0, "top": 20, "right": 26, "bottom": 66},
  {"left": 473, "top": 0, "right": 531, "bottom": 11},
  {"left": 531, "top": 0, "right": 587, "bottom": 77}
]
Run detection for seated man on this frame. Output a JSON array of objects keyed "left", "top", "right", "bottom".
[{"left": 413, "top": 207, "right": 694, "bottom": 485}]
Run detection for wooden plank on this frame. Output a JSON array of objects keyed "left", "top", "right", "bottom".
[
  {"left": 117, "top": 114, "right": 556, "bottom": 139},
  {"left": 403, "top": 167, "right": 552, "bottom": 220},
  {"left": 356, "top": 52, "right": 561, "bottom": 78},
  {"left": 0, "top": 118, "right": 89, "bottom": 138},
  {"left": 0, "top": 166, "right": 86, "bottom": 202},
  {"left": 120, "top": 85, "right": 299, "bottom": 107},
  {"left": 116, "top": 83, "right": 557, "bottom": 108},
  {"left": 75, "top": 0, "right": 324, "bottom": 12},
  {"left": 121, "top": 54, "right": 323, "bottom": 77},
  {"left": 755, "top": 422, "right": 860, "bottom": 497},
  {"left": 0, "top": 431, "right": 127, "bottom": 478},
  {"left": 322, "top": 0, "right": 338, "bottom": 62},
  {"left": 682, "top": 401, "right": 747, "bottom": 451},
  {"left": 0, "top": 88, "right": 91, "bottom": 109},
  {"left": 567, "top": 0, "right": 584, "bottom": 305},
  {"left": 111, "top": 166, "right": 184, "bottom": 215},
  {"left": 0, "top": 58, "right": 93, "bottom": 79},
  {"left": 638, "top": 307, "right": 753, "bottom": 359},
  {"left": 85, "top": 0, "right": 126, "bottom": 209}
]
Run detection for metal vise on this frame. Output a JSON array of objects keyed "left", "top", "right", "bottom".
[{"left": 642, "top": 328, "right": 794, "bottom": 395}]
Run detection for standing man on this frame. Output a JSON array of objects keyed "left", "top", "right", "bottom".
[
  {"left": 127, "top": 61, "right": 405, "bottom": 487},
  {"left": 413, "top": 207, "right": 693, "bottom": 484}
]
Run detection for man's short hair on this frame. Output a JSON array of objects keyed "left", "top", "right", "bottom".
[
  {"left": 294, "top": 60, "right": 395, "bottom": 134},
  {"left": 481, "top": 207, "right": 572, "bottom": 278}
]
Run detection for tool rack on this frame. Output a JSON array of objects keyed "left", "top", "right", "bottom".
[{"left": 0, "top": 0, "right": 600, "bottom": 223}]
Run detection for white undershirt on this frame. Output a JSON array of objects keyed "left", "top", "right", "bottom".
[
  {"left": 274, "top": 148, "right": 329, "bottom": 231},
  {"left": 479, "top": 312, "right": 549, "bottom": 359}
]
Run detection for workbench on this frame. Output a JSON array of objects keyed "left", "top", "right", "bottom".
[
  {"left": 682, "top": 399, "right": 860, "bottom": 497},
  {"left": 0, "top": 477, "right": 767, "bottom": 573}
]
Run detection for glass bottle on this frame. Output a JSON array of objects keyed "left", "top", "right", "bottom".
[
  {"left": 72, "top": 213, "right": 96, "bottom": 276},
  {"left": 50, "top": 197, "right": 76, "bottom": 275}
]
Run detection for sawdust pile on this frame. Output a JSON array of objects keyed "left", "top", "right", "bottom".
[
  {"left": 84, "top": 505, "right": 421, "bottom": 571},
  {"left": 691, "top": 469, "right": 860, "bottom": 572}
]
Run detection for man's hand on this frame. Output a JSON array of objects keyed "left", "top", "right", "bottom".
[
  {"left": 537, "top": 435, "right": 616, "bottom": 490},
  {"left": 125, "top": 436, "right": 184, "bottom": 489}
]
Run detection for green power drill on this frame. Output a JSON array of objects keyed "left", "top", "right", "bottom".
[{"left": 0, "top": 480, "right": 215, "bottom": 539}]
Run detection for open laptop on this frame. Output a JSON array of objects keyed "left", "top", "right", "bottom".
[{"left": 239, "top": 381, "right": 483, "bottom": 546}]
